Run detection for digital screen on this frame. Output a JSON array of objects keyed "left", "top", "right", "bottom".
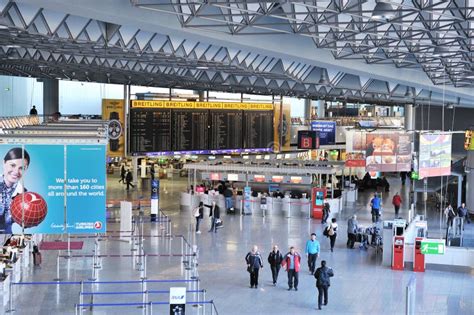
[
  {"left": 227, "top": 174, "right": 239, "bottom": 181},
  {"left": 315, "top": 191, "right": 324, "bottom": 206},
  {"left": 290, "top": 176, "right": 303, "bottom": 184},
  {"left": 254, "top": 175, "right": 266, "bottom": 182},
  {"left": 419, "top": 133, "right": 452, "bottom": 178},
  {"left": 272, "top": 176, "right": 284, "bottom": 183}
]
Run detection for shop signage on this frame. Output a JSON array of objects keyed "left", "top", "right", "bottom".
[
  {"left": 132, "top": 100, "right": 273, "bottom": 111},
  {"left": 420, "top": 240, "right": 445, "bottom": 255}
]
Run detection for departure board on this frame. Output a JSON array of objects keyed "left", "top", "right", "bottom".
[
  {"left": 129, "top": 108, "right": 171, "bottom": 153},
  {"left": 172, "top": 109, "right": 209, "bottom": 151},
  {"left": 243, "top": 111, "right": 274, "bottom": 149},
  {"left": 129, "top": 101, "right": 274, "bottom": 155},
  {"left": 210, "top": 110, "right": 243, "bottom": 149}
]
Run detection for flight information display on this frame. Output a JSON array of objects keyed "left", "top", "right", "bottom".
[{"left": 129, "top": 101, "right": 274, "bottom": 155}]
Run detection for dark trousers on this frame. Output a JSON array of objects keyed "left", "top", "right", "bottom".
[
  {"left": 447, "top": 217, "right": 454, "bottom": 227},
  {"left": 195, "top": 218, "right": 201, "bottom": 231},
  {"left": 126, "top": 181, "right": 134, "bottom": 190},
  {"left": 347, "top": 233, "right": 356, "bottom": 248},
  {"left": 371, "top": 208, "right": 380, "bottom": 223},
  {"left": 394, "top": 205, "right": 400, "bottom": 217},
  {"left": 270, "top": 265, "right": 280, "bottom": 284},
  {"left": 317, "top": 285, "right": 329, "bottom": 308},
  {"left": 287, "top": 269, "right": 298, "bottom": 289},
  {"left": 250, "top": 268, "right": 259, "bottom": 287},
  {"left": 307, "top": 253, "right": 318, "bottom": 273},
  {"left": 329, "top": 234, "right": 337, "bottom": 251}
]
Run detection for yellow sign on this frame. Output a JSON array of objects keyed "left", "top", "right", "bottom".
[
  {"left": 131, "top": 100, "right": 274, "bottom": 111},
  {"left": 102, "top": 99, "right": 125, "bottom": 157},
  {"left": 273, "top": 101, "right": 291, "bottom": 152}
]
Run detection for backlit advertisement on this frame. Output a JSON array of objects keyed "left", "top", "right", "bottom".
[
  {"left": 310, "top": 121, "right": 336, "bottom": 145},
  {"left": 0, "top": 144, "right": 106, "bottom": 234},
  {"left": 419, "top": 133, "right": 452, "bottom": 178},
  {"left": 345, "top": 130, "right": 412, "bottom": 171}
]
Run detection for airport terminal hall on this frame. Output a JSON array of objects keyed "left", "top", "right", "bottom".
[{"left": 1, "top": 1, "right": 474, "bottom": 314}]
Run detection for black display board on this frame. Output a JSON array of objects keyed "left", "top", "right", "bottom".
[
  {"left": 130, "top": 107, "right": 273, "bottom": 154},
  {"left": 210, "top": 110, "right": 243, "bottom": 150},
  {"left": 243, "top": 111, "right": 274, "bottom": 149},
  {"left": 129, "top": 108, "right": 171, "bottom": 153}
]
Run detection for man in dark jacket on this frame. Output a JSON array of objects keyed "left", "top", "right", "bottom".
[
  {"left": 346, "top": 215, "right": 358, "bottom": 249},
  {"left": 125, "top": 169, "right": 134, "bottom": 190},
  {"left": 458, "top": 203, "right": 471, "bottom": 224},
  {"left": 245, "top": 245, "right": 263, "bottom": 288},
  {"left": 314, "top": 260, "right": 334, "bottom": 310},
  {"left": 223, "top": 187, "right": 234, "bottom": 211},
  {"left": 208, "top": 201, "right": 220, "bottom": 233},
  {"left": 267, "top": 245, "right": 283, "bottom": 285}
]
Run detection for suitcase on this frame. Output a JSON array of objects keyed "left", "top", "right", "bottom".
[{"left": 33, "top": 252, "right": 42, "bottom": 266}]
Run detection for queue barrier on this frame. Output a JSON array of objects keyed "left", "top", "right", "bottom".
[{"left": 13, "top": 279, "right": 200, "bottom": 286}]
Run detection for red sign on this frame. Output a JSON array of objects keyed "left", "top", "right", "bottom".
[
  {"left": 272, "top": 176, "right": 284, "bottom": 183},
  {"left": 254, "top": 175, "right": 266, "bottom": 182},
  {"left": 210, "top": 173, "right": 220, "bottom": 180}
]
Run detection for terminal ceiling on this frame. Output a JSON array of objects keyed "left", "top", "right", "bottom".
[{"left": 0, "top": 0, "right": 473, "bottom": 107}]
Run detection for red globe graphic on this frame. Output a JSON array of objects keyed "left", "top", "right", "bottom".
[{"left": 10, "top": 192, "right": 48, "bottom": 228}]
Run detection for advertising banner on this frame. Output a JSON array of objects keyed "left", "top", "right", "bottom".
[
  {"left": 102, "top": 99, "right": 125, "bottom": 157},
  {"left": 169, "top": 287, "right": 186, "bottom": 315},
  {"left": 419, "top": 133, "right": 452, "bottom": 178},
  {"left": 345, "top": 130, "right": 412, "bottom": 171},
  {"left": 150, "top": 179, "right": 159, "bottom": 221},
  {"left": 274, "top": 102, "right": 291, "bottom": 152},
  {"left": 310, "top": 121, "right": 336, "bottom": 145},
  {"left": 0, "top": 144, "right": 106, "bottom": 234}
]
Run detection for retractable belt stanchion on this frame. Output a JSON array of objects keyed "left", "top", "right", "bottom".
[{"left": 54, "top": 251, "right": 62, "bottom": 281}]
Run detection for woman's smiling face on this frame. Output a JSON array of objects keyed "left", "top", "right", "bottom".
[{"left": 3, "top": 158, "right": 28, "bottom": 187}]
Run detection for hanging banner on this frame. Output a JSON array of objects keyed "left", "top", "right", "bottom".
[
  {"left": 419, "top": 133, "right": 452, "bottom": 178},
  {"left": 274, "top": 102, "right": 291, "bottom": 152},
  {"left": 0, "top": 144, "right": 106, "bottom": 234},
  {"left": 310, "top": 121, "right": 336, "bottom": 145},
  {"left": 344, "top": 130, "right": 366, "bottom": 167},
  {"left": 150, "top": 179, "right": 159, "bottom": 221},
  {"left": 102, "top": 99, "right": 125, "bottom": 157}
]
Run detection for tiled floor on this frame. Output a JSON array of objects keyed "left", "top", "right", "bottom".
[{"left": 9, "top": 173, "right": 474, "bottom": 314}]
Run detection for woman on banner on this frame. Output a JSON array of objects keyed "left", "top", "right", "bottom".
[{"left": 0, "top": 148, "right": 29, "bottom": 234}]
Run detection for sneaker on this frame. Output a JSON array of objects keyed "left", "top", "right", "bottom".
[
  {"left": 295, "top": 288, "right": 298, "bottom": 291},
  {"left": 287, "top": 288, "right": 292, "bottom": 291},
  {"left": 250, "top": 285, "right": 254, "bottom": 288},
  {"left": 196, "top": 231, "right": 201, "bottom": 234}
]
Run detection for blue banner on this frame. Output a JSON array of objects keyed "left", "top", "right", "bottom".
[
  {"left": 0, "top": 144, "right": 106, "bottom": 234},
  {"left": 151, "top": 179, "right": 159, "bottom": 200},
  {"left": 310, "top": 121, "right": 336, "bottom": 145}
]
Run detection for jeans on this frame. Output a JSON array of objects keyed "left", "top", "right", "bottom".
[
  {"left": 287, "top": 269, "right": 298, "bottom": 289},
  {"left": 209, "top": 218, "right": 217, "bottom": 232},
  {"left": 371, "top": 208, "right": 380, "bottom": 223},
  {"left": 329, "top": 234, "right": 337, "bottom": 251},
  {"left": 317, "top": 285, "right": 329, "bottom": 308},
  {"left": 307, "top": 253, "right": 318, "bottom": 273},
  {"left": 347, "top": 233, "right": 356, "bottom": 248},
  {"left": 270, "top": 265, "right": 280, "bottom": 284},
  {"left": 195, "top": 218, "right": 201, "bottom": 232},
  {"left": 225, "top": 197, "right": 233, "bottom": 210},
  {"left": 250, "top": 268, "right": 259, "bottom": 287}
]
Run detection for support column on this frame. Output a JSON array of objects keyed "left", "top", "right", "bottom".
[
  {"left": 405, "top": 104, "right": 414, "bottom": 131},
  {"left": 304, "top": 99, "right": 312, "bottom": 121},
  {"left": 466, "top": 151, "right": 474, "bottom": 212},
  {"left": 42, "top": 79, "right": 59, "bottom": 115}
]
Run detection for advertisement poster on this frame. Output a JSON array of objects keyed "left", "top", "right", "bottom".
[
  {"left": 345, "top": 130, "right": 412, "bottom": 171},
  {"left": 310, "top": 121, "right": 336, "bottom": 145},
  {"left": 419, "top": 133, "right": 452, "bottom": 178},
  {"left": 0, "top": 144, "right": 106, "bottom": 234},
  {"left": 102, "top": 99, "right": 125, "bottom": 157},
  {"left": 274, "top": 102, "right": 291, "bottom": 152}
]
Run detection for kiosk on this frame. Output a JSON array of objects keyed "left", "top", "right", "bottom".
[
  {"left": 414, "top": 237, "right": 425, "bottom": 272},
  {"left": 311, "top": 187, "right": 326, "bottom": 219},
  {"left": 392, "top": 236, "right": 405, "bottom": 271}
]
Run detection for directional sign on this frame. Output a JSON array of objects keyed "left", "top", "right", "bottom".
[{"left": 420, "top": 240, "right": 445, "bottom": 255}]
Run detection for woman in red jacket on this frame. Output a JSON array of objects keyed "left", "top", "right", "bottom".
[
  {"left": 392, "top": 192, "right": 402, "bottom": 217},
  {"left": 281, "top": 246, "right": 301, "bottom": 291}
]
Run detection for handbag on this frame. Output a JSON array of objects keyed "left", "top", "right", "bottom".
[
  {"left": 193, "top": 207, "right": 200, "bottom": 217},
  {"left": 247, "top": 266, "right": 253, "bottom": 273}
]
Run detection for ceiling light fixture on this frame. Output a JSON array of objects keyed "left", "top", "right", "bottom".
[
  {"left": 404, "top": 87, "right": 413, "bottom": 98},
  {"left": 196, "top": 66, "right": 209, "bottom": 70},
  {"left": 318, "top": 71, "right": 330, "bottom": 85},
  {"left": 371, "top": 1, "right": 396, "bottom": 21}
]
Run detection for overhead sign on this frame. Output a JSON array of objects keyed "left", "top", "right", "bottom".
[
  {"left": 310, "top": 121, "right": 336, "bottom": 145},
  {"left": 0, "top": 144, "right": 106, "bottom": 234},
  {"left": 420, "top": 240, "right": 445, "bottom": 255},
  {"left": 132, "top": 100, "right": 273, "bottom": 111},
  {"left": 419, "top": 133, "right": 452, "bottom": 178},
  {"left": 297, "top": 130, "right": 319, "bottom": 149}
]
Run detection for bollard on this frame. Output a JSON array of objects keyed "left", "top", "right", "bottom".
[
  {"left": 74, "top": 304, "right": 78, "bottom": 315},
  {"left": 79, "top": 281, "right": 84, "bottom": 308},
  {"left": 140, "top": 254, "right": 147, "bottom": 279},
  {"left": 181, "top": 237, "right": 184, "bottom": 265},
  {"left": 149, "top": 301, "right": 153, "bottom": 315},
  {"left": 203, "top": 289, "right": 207, "bottom": 315}
]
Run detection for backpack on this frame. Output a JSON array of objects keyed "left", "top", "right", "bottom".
[{"left": 327, "top": 225, "right": 335, "bottom": 236}]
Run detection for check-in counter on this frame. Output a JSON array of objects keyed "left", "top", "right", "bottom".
[{"left": 344, "top": 188, "right": 358, "bottom": 203}]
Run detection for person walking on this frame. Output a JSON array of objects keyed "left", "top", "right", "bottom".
[
  {"left": 29, "top": 105, "right": 38, "bottom": 115},
  {"left": 314, "top": 260, "right": 334, "bottom": 310},
  {"left": 346, "top": 215, "right": 359, "bottom": 249},
  {"left": 325, "top": 218, "right": 338, "bottom": 252},
  {"left": 223, "top": 186, "right": 233, "bottom": 212},
  {"left": 370, "top": 193, "right": 381, "bottom": 223},
  {"left": 321, "top": 202, "right": 330, "bottom": 224},
  {"left": 392, "top": 192, "right": 402, "bottom": 217},
  {"left": 193, "top": 202, "right": 204, "bottom": 234},
  {"left": 457, "top": 203, "right": 471, "bottom": 224},
  {"left": 281, "top": 246, "right": 301, "bottom": 291},
  {"left": 125, "top": 169, "right": 134, "bottom": 190},
  {"left": 208, "top": 201, "right": 220, "bottom": 233},
  {"left": 245, "top": 245, "right": 263, "bottom": 289},
  {"left": 305, "top": 233, "right": 320, "bottom": 275},
  {"left": 118, "top": 164, "right": 126, "bottom": 183},
  {"left": 267, "top": 245, "right": 283, "bottom": 286},
  {"left": 444, "top": 203, "right": 456, "bottom": 227}
]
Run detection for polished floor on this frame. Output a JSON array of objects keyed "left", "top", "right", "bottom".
[{"left": 10, "top": 172, "right": 474, "bottom": 314}]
